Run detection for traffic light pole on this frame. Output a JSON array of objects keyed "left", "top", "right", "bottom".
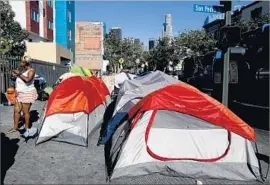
[{"left": 222, "top": 11, "right": 231, "bottom": 106}]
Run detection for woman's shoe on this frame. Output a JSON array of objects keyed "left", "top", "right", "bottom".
[
  {"left": 18, "top": 125, "right": 25, "bottom": 131},
  {"left": 6, "top": 128, "right": 18, "bottom": 134},
  {"left": 21, "top": 129, "right": 29, "bottom": 138},
  {"left": 21, "top": 127, "right": 38, "bottom": 138},
  {"left": 18, "top": 126, "right": 26, "bottom": 134}
]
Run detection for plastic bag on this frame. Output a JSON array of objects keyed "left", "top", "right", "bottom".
[{"left": 5, "top": 87, "right": 16, "bottom": 105}]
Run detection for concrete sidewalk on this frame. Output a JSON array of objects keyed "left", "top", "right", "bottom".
[
  {"left": 1, "top": 101, "right": 107, "bottom": 184},
  {"left": 1, "top": 101, "right": 269, "bottom": 184}
]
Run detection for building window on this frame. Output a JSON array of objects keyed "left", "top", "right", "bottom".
[
  {"left": 47, "top": 0, "right": 53, "bottom": 7},
  {"left": 251, "top": 7, "right": 262, "bottom": 20},
  {"left": 31, "top": 10, "right": 39, "bottom": 22},
  {"left": 48, "top": 21, "right": 53, "bottom": 30},
  {"left": 68, "top": 29, "right": 72, "bottom": 41},
  {"left": 68, "top": 11, "right": 71, "bottom": 23}
]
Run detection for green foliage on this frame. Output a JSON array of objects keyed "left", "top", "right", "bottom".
[
  {"left": 0, "top": 38, "right": 13, "bottom": 53},
  {"left": 145, "top": 31, "right": 217, "bottom": 71},
  {"left": 141, "top": 51, "right": 151, "bottom": 63},
  {"left": 234, "top": 14, "right": 269, "bottom": 33},
  {"left": 103, "top": 33, "right": 144, "bottom": 71},
  {"left": 0, "top": 0, "right": 29, "bottom": 56},
  {"left": 103, "top": 32, "right": 121, "bottom": 67},
  {"left": 148, "top": 37, "right": 174, "bottom": 70},
  {"left": 104, "top": 13, "right": 270, "bottom": 73},
  {"left": 121, "top": 38, "right": 143, "bottom": 68},
  {"left": 174, "top": 29, "right": 217, "bottom": 57}
]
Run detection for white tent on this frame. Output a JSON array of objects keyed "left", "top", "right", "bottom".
[
  {"left": 113, "top": 71, "right": 181, "bottom": 115},
  {"left": 98, "top": 71, "right": 181, "bottom": 146},
  {"left": 36, "top": 76, "right": 111, "bottom": 147},
  {"left": 102, "top": 83, "right": 261, "bottom": 182},
  {"left": 114, "top": 72, "right": 136, "bottom": 89}
]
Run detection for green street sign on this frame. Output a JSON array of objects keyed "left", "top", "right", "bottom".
[{"left": 119, "top": 58, "right": 125, "bottom": 64}]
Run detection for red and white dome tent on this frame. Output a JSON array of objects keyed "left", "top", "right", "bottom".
[
  {"left": 35, "top": 76, "right": 111, "bottom": 147},
  {"left": 103, "top": 83, "right": 262, "bottom": 182}
]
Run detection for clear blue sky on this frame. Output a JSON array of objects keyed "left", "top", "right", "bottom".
[{"left": 75, "top": 1, "right": 251, "bottom": 47}]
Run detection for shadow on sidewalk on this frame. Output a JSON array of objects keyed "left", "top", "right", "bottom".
[
  {"left": 18, "top": 110, "right": 40, "bottom": 129},
  {"left": 30, "top": 110, "right": 40, "bottom": 127},
  {"left": 256, "top": 153, "right": 269, "bottom": 164},
  {"left": 1, "top": 133, "right": 20, "bottom": 185}
]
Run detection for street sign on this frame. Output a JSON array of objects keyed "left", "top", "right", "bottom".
[
  {"left": 230, "top": 47, "right": 246, "bottom": 55},
  {"left": 193, "top": 4, "right": 221, "bottom": 14},
  {"left": 215, "top": 50, "right": 222, "bottom": 59},
  {"left": 119, "top": 58, "right": 124, "bottom": 64}
]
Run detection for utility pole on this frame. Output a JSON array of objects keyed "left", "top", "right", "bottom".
[{"left": 221, "top": 1, "right": 232, "bottom": 107}]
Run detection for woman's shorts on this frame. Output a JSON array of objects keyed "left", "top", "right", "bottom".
[{"left": 17, "top": 89, "right": 38, "bottom": 104}]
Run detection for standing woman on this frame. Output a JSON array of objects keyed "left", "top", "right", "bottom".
[{"left": 7, "top": 56, "right": 38, "bottom": 138}]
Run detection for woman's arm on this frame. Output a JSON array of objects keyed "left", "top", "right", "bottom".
[{"left": 14, "top": 69, "right": 35, "bottom": 83}]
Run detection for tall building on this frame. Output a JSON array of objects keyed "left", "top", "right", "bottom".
[
  {"left": 109, "top": 27, "right": 122, "bottom": 40},
  {"left": 149, "top": 38, "right": 158, "bottom": 50},
  {"left": 75, "top": 22, "right": 105, "bottom": 71},
  {"left": 140, "top": 42, "right": 145, "bottom": 51},
  {"left": 54, "top": 0, "right": 75, "bottom": 63},
  {"left": 9, "top": 1, "right": 53, "bottom": 42},
  {"left": 134, "top": 38, "right": 140, "bottom": 45},
  {"left": 149, "top": 39, "right": 154, "bottom": 50},
  {"left": 103, "top": 23, "right": 107, "bottom": 36},
  {"left": 162, "top": 14, "right": 173, "bottom": 41},
  {"left": 8, "top": 0, "right": 73, "bottom": 64}
]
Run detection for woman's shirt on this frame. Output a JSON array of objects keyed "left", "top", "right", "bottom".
[{"left": 16, "top": 69, "right": 36, "bottom": 93}]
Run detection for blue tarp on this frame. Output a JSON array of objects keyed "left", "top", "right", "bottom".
[
  {"left": 215, "top": 50, "right": 222, "bottom": 59},
  {"left": 134, "top": 71, "right": 153, "bottom": 79},
  {"left": 99, "top": 112, "right": 128, "bottom": 145},
  {"left": 35, "top": 73, "right": 46, "bottom": 85}
]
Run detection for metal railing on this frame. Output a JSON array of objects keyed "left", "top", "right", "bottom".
[{"left": 0, "top": 54, "right": 69, "bottom": 104}]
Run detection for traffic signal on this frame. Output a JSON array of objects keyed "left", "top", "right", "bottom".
[
  {"left": 220, "top": 1, "right": 232, "bottom": 12},
  {"left": 219, "top": 26, "right": 241, "bottom": 48}
]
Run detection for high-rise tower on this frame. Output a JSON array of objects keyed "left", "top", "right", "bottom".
[{"left": 162, "top": 14, "right": 173, "bottom": 41}]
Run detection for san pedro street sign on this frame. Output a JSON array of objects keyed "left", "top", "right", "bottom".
[{"left": 193, "top": 4, "right": 221, "bottom": 14}]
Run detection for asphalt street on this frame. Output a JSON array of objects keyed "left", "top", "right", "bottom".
[{"left": 0, "top": 101, "right": 269, "bottom": 184}]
